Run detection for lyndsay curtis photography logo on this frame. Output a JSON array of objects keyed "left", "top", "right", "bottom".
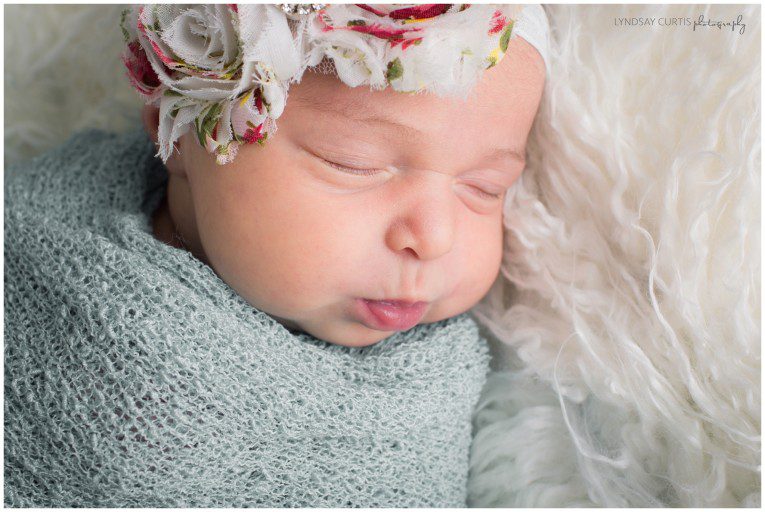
[{"left": 614, "top": 13, "right": 746, "bottom": 34}]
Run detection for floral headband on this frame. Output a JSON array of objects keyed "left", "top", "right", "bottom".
[{"left": 121, "top": 4, "right": 534, "bottom": 165}]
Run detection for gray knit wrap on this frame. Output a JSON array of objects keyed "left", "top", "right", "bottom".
[{"left": 4, "top": 128, "right": 491, "bottom": 507}]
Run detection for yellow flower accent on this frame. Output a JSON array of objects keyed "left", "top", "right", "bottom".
[
  {"left": 486, "top": 45, "right": 502, "bottom": 68},
  {"left": 219, "top": 68, "right": 238, "bottom": 80},
  {"left": 239, "top": 90, "right": 252, "bottom": 107}
]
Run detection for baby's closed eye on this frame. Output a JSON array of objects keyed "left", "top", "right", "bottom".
[{"left": 319, "top": 154, "right": 506, "bottom": 201}]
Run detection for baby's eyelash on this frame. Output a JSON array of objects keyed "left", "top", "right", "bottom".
[
  {"left": 323, "top": 158, "right": 503, "bottom": 200},
  {"left": 469, "top": 186, "right": 502, "bottom": 200},
  {"left": 322, "top": 159, "right": 380, "bottom": 177}
]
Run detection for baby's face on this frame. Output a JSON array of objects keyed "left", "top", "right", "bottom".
[{"left": 157, "top": 36, "right": 545, "bottom": 346}]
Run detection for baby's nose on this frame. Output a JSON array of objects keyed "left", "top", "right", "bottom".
[{"left": 384, "top": 175, "right": 457, "bottom": 261}]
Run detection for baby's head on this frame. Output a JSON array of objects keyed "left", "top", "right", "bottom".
[{"left": 131, "top": 4, "right": 546, "bottom": 346}]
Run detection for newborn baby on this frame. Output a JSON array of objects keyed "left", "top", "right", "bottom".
[
  {"left": 5, "top": 4, "right": 546, "bottom": 508},
  {"left": 149, "top": 24, "right": 545, "bottom": 348}
]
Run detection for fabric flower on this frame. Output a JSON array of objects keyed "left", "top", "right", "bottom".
[
  {"left": 139, "top": 4, "right": 242, "bottom": 80},
  {"left": 123, "top": 4, "right": 292, "bottom": 163},
  {"left": 305, "top": 4, "right": 522, "bottom": 97},
  {"left": 121, "top": 40, "right": 162, "bottom": 100},
  {"left": 121, "top": 4, "right": 525, "bottom": 165}
]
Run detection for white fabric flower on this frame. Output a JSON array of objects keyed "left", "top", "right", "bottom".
[
  {"left": 142, "top": 5, "right": 241, "bottom": 77},
  {"left": 122, "top": 4, "right": 526, "bottom": 165}
]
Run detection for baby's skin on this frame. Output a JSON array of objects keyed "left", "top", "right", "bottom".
[{"left": 149, "top": 36, "right": 545, "bottom": 347}]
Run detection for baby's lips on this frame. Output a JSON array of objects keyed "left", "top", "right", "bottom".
[{"left": 357, "top": 299, "right": 428, "bottom": 331}]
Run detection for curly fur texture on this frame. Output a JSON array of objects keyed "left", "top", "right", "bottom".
[
  {"left": 4, "top": 3, "right": 761, "bottom": 508},
  {"left": 469, "top": 4, "right": 760, "bottom": 507}
]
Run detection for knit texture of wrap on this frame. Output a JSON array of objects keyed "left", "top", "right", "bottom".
[{"left": 4, "top": 128, "right": 491, "bottom": 507}]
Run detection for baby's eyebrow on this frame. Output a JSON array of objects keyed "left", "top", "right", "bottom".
[
  {"left": 297, "top": 95, "right": 526, "bottom": 164},
  {"left": 483, "top": 146, "right": 526, "bottom": 165},
  {"left": 300, "top": 95, "right": 422, "bottom": 140}
]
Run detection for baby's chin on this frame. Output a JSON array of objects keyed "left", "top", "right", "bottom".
[{"left": 270, "top": 313, "right": 411, "bottom": 347}]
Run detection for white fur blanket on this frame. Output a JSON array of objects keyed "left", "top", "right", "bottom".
[{"left": 4, "top": 3, "right": 760, "bottom": 507}]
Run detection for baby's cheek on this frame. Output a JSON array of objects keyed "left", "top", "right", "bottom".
[
  {"left": 472, "top": 216, "right": 504, "bottom": 285},
  {"left": 437, "top": 216, "right": 504, "bottom": 319},
  {"left": 203, "top": 183, "right": 364, "bottom": 315}
]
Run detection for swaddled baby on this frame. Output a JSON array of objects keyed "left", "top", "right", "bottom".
[{"left": 4, "top": 3, "right": 547, "bottom": 507}]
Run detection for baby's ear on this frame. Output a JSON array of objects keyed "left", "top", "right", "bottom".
[
  {"left": 141, "top": 104, "right": 161, "bottom": 144},
  {"left": 141, "top": 104, "right": 187, "bottom": 177}
]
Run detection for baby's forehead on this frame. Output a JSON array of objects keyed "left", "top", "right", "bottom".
[
  {"left": 287, "top": 38, "right": 544, "bottom": 139},
  {"left": 281, "top": 70, "right": 541, "bottom": 159}
]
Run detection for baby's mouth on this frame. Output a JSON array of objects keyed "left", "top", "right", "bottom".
[{"left": 354, "top": 298, "right": 429, "bottom": 331}]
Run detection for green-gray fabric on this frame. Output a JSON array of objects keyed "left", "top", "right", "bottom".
[{"left": 4, "top": 128, "right": 491, "bottom": 507}]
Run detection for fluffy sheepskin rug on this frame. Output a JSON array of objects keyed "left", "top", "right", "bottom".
[
  {"left": 4, "top": 3, "right": 760, "bottom": 508},
  {"left": 469, "top": 3, "right": 760, "bottom": 507}
]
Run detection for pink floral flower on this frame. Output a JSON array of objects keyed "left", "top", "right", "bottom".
[
  {"left": 317, "top": 12, "right": 424, "bottom": 50},
  {"left": 242, "top": 122, "right": 265, "bottom": 144},
  {"left": 489, "top": 10, "right": 509, "bottom": 35},
  {"left": 386, "top": 4, "right": 452, "bottom": 20},
  {"left": 355, "top": 4, "right": 453, "bottom": 20},
  {"left": 345, "top": 22, "right": 423, "bottom": 48},
  {"left": 121, "top": 40, "right": 161, "bottom": 97}
]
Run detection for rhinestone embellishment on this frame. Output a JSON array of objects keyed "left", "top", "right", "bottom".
[{"left": 278, "top": 4, "right": 326, "bottom": 18}]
